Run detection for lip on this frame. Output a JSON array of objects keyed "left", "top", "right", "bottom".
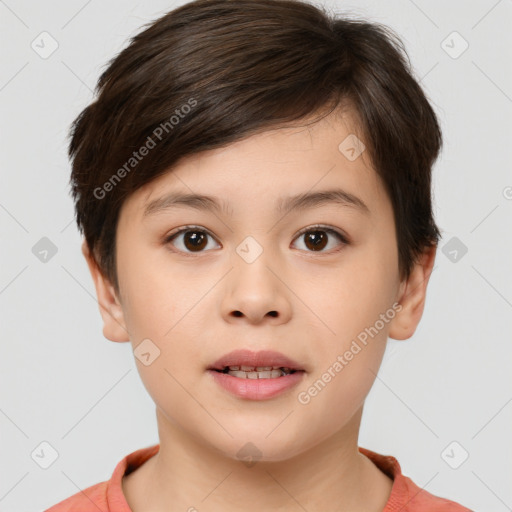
[
  {"left": 206, "top": 349, "right": 306, "bottom": 401},
  {"left": 207, "top": 349, "right": 306, "bottom": 372},
  {"left": 207, "top": 369, "right": 305, "bottom": 400}
]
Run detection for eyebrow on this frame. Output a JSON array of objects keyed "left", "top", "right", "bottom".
[{"left": 143, "top": 188, "right": 370, "bottom": 218}]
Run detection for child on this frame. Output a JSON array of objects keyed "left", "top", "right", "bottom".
[{"left": 46, "top": 0, "right": 473, "bottom": 510}]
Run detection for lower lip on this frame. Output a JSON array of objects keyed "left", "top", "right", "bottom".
[{"left": 207, "top": 370, "right": 305, "bottom": 400}]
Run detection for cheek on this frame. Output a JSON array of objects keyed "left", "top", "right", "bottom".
[
  {"left": 116, "top": 242, "right": 190, "bottom": 338},
  {"left": 294, "top": 244, "right": 398, "bottom": 345},
  {"left": 121, "top": 271, "right": 206, "bottom": 422},
  {"left": 290, "top": 238, "right": 397, "bottom": 407},
  {"left": 293, "top": 271, "right": 394, "bottom": 440},
  {"left": 117, "top": 245, "right": 208, "bottom": 374}
]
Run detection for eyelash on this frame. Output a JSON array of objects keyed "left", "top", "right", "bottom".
[{"left": 163, "top": 224, "right": 350, "bottom": 255}]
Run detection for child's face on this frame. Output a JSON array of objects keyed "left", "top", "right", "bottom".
[{"left": 85, "top": 109, "right": 433, "bottom": 462}]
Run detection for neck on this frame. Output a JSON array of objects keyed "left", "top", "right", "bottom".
[{"left": 122, "top": 406, "right": 393, "bottom": 512}]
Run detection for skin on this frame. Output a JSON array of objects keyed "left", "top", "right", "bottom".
[{"left": 83, "top": 107, "right": 436, "bottom": 511}]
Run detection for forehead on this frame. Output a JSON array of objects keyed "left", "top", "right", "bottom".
[{"left": 121, "top": 109, "right": 386, "bottom": 223}]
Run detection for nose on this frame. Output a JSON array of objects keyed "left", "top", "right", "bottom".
[{"left": 221, "top": 249, "right": 292, "bottom": 325}]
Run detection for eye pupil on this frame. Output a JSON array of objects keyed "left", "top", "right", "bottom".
[
  {"left": 169, "top": 226, "right": 344, "bottom": 255},
  {"left": 184, "top": 231, "right": 207, "bottom": 251},
  {"left": 305, "top": 231, "right": 328, "bottom": 251}
]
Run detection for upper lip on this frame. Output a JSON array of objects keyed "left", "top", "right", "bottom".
[{"left": 208, "top": 349, "right": 306, "bottom": 371}]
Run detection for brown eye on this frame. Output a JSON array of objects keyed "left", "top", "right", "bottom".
[
  {"left": 166, "top": 227, "right": 220, "bottom": 253},
  {"left": 183, "top": 231, "right": 208, "bottom": 251},
  {"left": 304, "top": 230, "right": 328, "bottom": 251},
  {"left": 165, "top": 225, "right": 348, "bottom": 255},
  {"left": 292, "top": 226, "right": 348, "bottom": 253}
]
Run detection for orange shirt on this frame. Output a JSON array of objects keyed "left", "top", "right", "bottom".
[{"left": 45, "top": 444, "right": 472, "bottom": 511}]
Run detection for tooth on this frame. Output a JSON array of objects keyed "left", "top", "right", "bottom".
[
  {"left": 226, "top": 369, "right": 287, "bottom": 379},
  {"left": 240, "top": 365, "right": 254, "bottom": 371},
  {"left": 228, "top": 366, "right": 240, "bottom": 371},
  {"left": 229, "top": 371, "right": 248, "bottom": 378},
  {"left": 255, "top": 366, "right": 272, "bottom": 371}
]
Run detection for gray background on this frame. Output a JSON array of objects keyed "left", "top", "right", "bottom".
[{"left": 1, "top": 0, "right": 511, "bottom": 510}]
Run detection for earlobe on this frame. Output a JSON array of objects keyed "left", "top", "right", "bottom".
[
  {"left": 388, "top": 244, "right": 437, "bottom": 341},
  {"left": 81, "top": 239, "right": 130, "bottom": 343}
]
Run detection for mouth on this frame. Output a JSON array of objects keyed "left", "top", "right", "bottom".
[
  {"left": 212, "top": 366, "right": 302, "bottom": 379},
  {"left": 207, "top": 349, "right": 307, "bottom": 378},
  {"left": 206, "top": 351, "right": 307, "bottom": 400}
]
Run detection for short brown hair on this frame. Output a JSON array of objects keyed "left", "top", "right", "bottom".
[{"left": 68, "top": 0, "right": 443, "bottom": 295}]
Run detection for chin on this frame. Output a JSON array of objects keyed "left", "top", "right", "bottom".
[{"left": 209, "top": 434, "right": 308, "bottom": 465}]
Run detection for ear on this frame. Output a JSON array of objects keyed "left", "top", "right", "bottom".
[
  {"left": 81, "top": 239, "right": 130, "bottom": 343},
  {"left": 388, "top": 244, "right": 437, "bottom": 341}
]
